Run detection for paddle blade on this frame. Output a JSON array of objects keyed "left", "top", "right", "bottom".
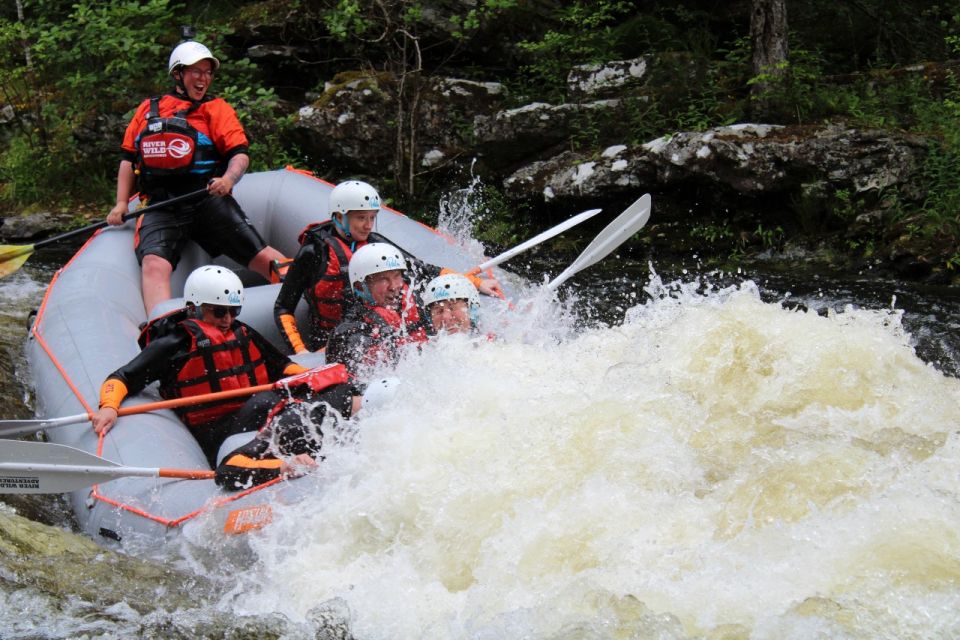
[
  {"left": 0, "top": 440, "right": 154, "bottom": 494},
  {"left": 547, "top": 194, "right": 651, "bottom": 291},
  {"left": 0, "top": 243, "right": 36, "bottom": 278}
]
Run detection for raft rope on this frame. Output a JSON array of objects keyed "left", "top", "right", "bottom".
[{"left": 29, "top": 225, "right": 277, "bottom": 529}]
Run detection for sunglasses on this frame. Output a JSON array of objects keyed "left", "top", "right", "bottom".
[{"left": 206, "top": 305, "right": 241, "bottom": 318}]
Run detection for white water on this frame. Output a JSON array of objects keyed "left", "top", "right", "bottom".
[{"left": 179, "top": 272, "right": 960, "bottom": 639}]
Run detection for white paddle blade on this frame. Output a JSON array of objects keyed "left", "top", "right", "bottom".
[
  {"left": 0, "top": 440, "right": 157, "bottom": 494},
  {"left": 547, "top": 194, "right": 651, "bottom": 291}
]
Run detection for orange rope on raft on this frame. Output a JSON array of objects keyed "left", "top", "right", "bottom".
[{"left": 30, "top": 224, "right": 281, "bottom": 529}]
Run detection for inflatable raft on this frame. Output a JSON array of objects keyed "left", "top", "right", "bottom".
[{"left": 25, "top": 167, "right": 492, "bottom": 548}]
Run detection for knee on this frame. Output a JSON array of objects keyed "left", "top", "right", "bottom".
[{"left": 142, "top": 255, "right": 172, "bottom": 281}]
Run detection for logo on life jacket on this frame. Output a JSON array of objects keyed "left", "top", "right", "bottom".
[{"left": 139, "top": 132, "right": 196, "bottom": 169}]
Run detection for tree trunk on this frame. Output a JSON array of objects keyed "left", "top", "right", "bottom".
[{"left": 750, "top": 0, "right": 788, "bottom": 119}]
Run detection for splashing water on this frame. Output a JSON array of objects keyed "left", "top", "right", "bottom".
[{"left": 202, "top": 271, "right": 960, "bottom": 639}]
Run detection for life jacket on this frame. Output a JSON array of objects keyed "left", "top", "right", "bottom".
[
  {"left": 298, "top": 222, "right": 362, "bottom": 336},
  {"left": 156, "top": 317, "right": 272, "bottom": 428},
  {"left": 137, "top": 307, "right": 190, "bottom": 348},
  {"left": 134, "top": 95, "right": 220, "bottom": 194},
  {"left": 357, "top": 286, "right": 430, "bottom": 366}
]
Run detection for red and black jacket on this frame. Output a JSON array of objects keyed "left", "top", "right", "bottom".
[
  {"left": 324, "top": 285, "right": 430, "bottom": 376},
  {"left": 103, "top": 310, "right": 294, "bottom": 430},
  {"left": 120, "top": 92, "right": 248, "bottom": 199},
  {"left": 274, "top": 222, "right": 443, "bottom": 352},
  {"left": 215, "top": 368, "right": 355, "bottom": 490}
]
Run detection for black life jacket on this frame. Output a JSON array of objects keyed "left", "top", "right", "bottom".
[{"left": 135, "top": 96, "right": 220, "bottom": 193}]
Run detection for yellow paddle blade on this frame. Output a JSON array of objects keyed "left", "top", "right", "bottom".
[{"left": 0, "top": 243, "right": 36, "bottom": 278}]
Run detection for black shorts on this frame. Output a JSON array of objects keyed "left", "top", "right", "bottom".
[{"left": 134, "top": 194, "right": 267, "bottom": 269}]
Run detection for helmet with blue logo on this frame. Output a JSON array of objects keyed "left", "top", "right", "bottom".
[
  {"left": 348, "top": 243, "right": 407, "bottom": 295},
  {"left": 183, "top": 265, "right": 244, "bottom": 307},
  {"left": 328, "top": 180, "right": 381, "bottom": 218},
  {"left": 422, "top": 274, "right": 480, "bottom": 309}
]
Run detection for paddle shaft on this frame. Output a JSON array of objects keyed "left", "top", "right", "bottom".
[
  {"left": 32, "top": 188, "right": 209, "bottom": 251},
  {"left": 0, "top": 380, "right": 276, "bottom": 438},
  {"left": 466, "top": 208, "right": 602, "bottom": 276},
  {"left": 0, "top": 363, "right": 346, "bottom": 438},
  {"left": 0, "top": 440, "right": 214, "bottom": 494}
]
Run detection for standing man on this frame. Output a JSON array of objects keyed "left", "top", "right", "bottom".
[{"left": 106, "top": 38, "right": 286, "bottom": 315}]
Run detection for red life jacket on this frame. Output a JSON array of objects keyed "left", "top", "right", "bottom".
[
  {"left": 299, "top": 222, "right": 364, "bottom": 337},
  {"left": 359, "top": 286, "right": 430, "bottom": 366},
  {"left": 135, "top": 95, "right": 220, "bottom": 194},
  {"left": 158, "top": 318, "right": 272, "bottom": 428}
]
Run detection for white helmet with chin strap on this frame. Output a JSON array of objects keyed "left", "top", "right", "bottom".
[
  {"left": 168, "top": 41, "right": 220, "bottom": 76},
  {"left": 422, "top": 274, "right": 480, "bottom": 309},
  {"left": 328, "top": 181, "right": 381, "bottom": 239},
  {"left": 422, "top": 273, "right": 480, "bottom": 327},
  {"left": 348, "top": 243, "right": 406, "bottom": 300},
  {"left": 183, "top": 265, "right": 244, "bottom": 307}
]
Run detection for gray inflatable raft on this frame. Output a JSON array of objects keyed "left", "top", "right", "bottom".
[{"left": 26, "top": 167, "right": 488, "bottom": 548}]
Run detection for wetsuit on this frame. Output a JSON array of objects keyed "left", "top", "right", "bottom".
[
  {"left": 325, "top": 286, "right": 430, "bottom": 377},
  {"left": 98, "top": 312, "right": 307, "bottom": 465},
  {"left": 274, "top": 224, "right": 478, "bottom": 352},
  {"left": 215, "top": 382, "right": 356, "bottom": 490},
  {"left": 119, "top": 92, "right": 266, "bottom": 268}
]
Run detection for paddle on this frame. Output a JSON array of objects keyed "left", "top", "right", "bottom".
[
  {"left": 0, "top": 364, "right": 340, "bottom": 439},
  {"left": 546, "top": 193, "right": 652, "bottom": 291},
  {"left": 465, "top": 208, "right": 602, "bottom": 276},
  {"left": 0, "top": 440, "right": 214, "bottom": 494},
  {"left": 0, "top": 188, "right": 208, "bottom": 279}
]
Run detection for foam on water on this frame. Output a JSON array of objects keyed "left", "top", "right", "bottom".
[{"left": 211, "top": 271, "right": 960, "bottom": 639}]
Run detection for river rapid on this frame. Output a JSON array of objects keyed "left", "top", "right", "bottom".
[{"left": 1, "top": 238, "right": 959, "bottom": 638}]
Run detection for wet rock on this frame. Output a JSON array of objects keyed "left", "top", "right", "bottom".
[
  {"left": 501, "top": 123, "right": 927, "bottom": 219},
  {"left": 0, "top": 211, "right": 77, "bottom": 242},
  {"left": 0, "top": 508, "right": 209, "bottom": 612},
  {"left": 294, "top": 72, "right": 505, "bottom": 179},
  {"left": 474, "top": 99, "right": 625, "bottom": 168}
]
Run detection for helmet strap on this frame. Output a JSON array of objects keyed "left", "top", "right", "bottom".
[
  {"left": 173, "top": 68, "right": 188, "bottom": 95},
  {"left": 333, "top": 213, "right": 351, "bottom": 240},
  {"left": 355, "top": 284, "right": 374, "bottom": 304}
]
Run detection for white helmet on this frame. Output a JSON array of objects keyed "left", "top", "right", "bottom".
[
  {"left": 168, "top": 41, "right": 220, "bottom": 76},
  {"left": 328, "top": 181, "right": 381, "bottom": 218},
  {"left": 422, "top": 273, "right": 480, "bottom": 309},
  {"left": 183, "top": 265, "right": 244, "bottom": 306},
  {"left": 348, "top": 243, "right": 406, "bottom": 290}
]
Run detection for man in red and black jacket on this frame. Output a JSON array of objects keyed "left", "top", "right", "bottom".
[{"left": 90, "top": 266, "right": 342, "bottom": 466}]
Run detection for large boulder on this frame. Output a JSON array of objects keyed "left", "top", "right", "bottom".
[
  {"left": 500, "top": 123, "right": 928, "bottom": 223},
  {"left": 294, "top": 72, "right": 505, "bottom": 179}
]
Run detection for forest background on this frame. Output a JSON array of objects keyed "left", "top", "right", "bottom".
[{"left": 1, "top": 0, "right": 959, "bottom": 278}]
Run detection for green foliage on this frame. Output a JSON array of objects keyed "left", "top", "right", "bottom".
[
  {"left": 448, "top": 0, "right": 518, "bottom": 40},
  {"left": 0, "top": 0, "right": 177, "bottom": 207},
  {"left": 887, "top": 32, "right": 960, "bottom": 257},
  {"left": 689, "top": 221, "right": 734, "bottom": 245},
  {"left": 516, "top": 0, "right": 636, "bottom": 103},
  {"left": 323, "top": 0, "right": 368, "bottom": 41}
]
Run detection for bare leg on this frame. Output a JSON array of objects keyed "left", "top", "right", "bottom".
[
  {"left": 141, "top": 254, "right": 174, "bottom": 316},
  {"left": 248, "top": 246, "right": 288, "bottom": 281}
]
